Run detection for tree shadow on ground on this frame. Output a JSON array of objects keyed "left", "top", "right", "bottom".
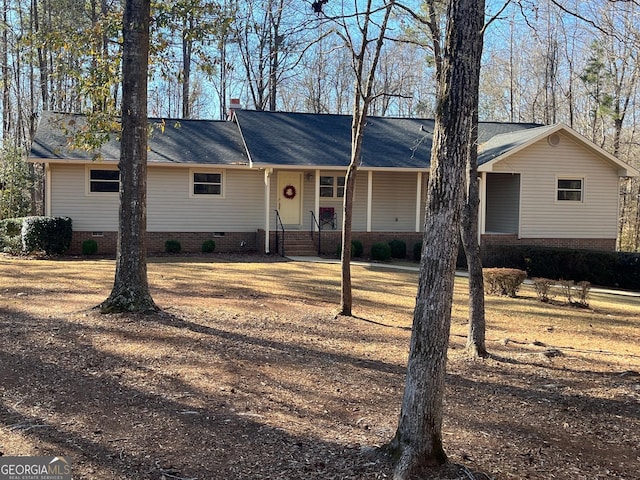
[{"left": 0, "top": 308, "right": 395, "bottom": 480}]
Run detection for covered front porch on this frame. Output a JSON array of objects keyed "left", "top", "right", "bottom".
[
  {"left": 261, "top": 168, "right": 430, "bottom": 254},
  {"left": 260, "top": 169, "right": 524, "bottom": 255}
]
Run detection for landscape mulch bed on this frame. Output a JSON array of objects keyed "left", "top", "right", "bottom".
[{"left": 0, "top": 254, "right": 638, "bottom": 479}]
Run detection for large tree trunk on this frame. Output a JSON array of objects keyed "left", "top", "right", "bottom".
[
  {"left": 461, "top": 119, "right": 487, "bottom": 357},
  {"left": 99, "top": 0, "right": 157, "bottom": 314},
  {"left": 2, "top": 0, "right": 9, "bottom": 140},
  {"left": 387, "top": 0, "right": 485, "bottom": 476}
]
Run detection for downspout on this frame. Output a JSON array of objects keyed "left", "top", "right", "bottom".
[{"left": 264, "top": 168, "right": 272, "bottom": 253}]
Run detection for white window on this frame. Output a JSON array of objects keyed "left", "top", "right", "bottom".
[
  {"left": 192, "top": 171, "right": 223, "bottom": 196},
  {"left": 319, "top": 175, "right": 345, "bottom": 198},
  {"left": 557, "top": 178, "right": 583, "bottom": 202},
  {"left": 88, "top": 168, "right": 119, "bottom": 193}
]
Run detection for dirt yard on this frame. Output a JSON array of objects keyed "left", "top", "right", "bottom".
[{"left": 0, "top": 254, "right": 639, "bottom": 479}]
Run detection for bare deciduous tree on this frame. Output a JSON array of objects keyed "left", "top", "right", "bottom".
[{"left": 322, "top": 0, "right": 395, "bottom": 317}]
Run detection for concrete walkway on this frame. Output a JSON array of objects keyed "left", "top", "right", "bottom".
[{"left": 287, "top": 255, "right": 640, "bottom": 298}]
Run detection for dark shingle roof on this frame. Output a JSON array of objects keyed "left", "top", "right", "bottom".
[
  {"left": 30, "top": 110, "right": 544, "bottom": 169},
  {"left": 235, "top": 110, "right": 542, "bottom": 169},
  {"left": 235, "top": 110, "right": 435, "bottom": 168},
  {"left": 478, "top": 124, "right": 557, "bottom": 165},
  {"left": 29, "top": 111, "right": 248, "bottom": 165}
]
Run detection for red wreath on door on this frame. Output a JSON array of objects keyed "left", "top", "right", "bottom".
[{"left": 283, "top": 184, "right": 296, "bottom": 199}]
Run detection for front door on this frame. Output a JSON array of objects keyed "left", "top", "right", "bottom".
[{"left": 277, "top": 171, "right": 302, "bottom": 225}]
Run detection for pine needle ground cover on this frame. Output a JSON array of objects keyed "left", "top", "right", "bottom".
[{"left": 0, "top": 255, "right": 638, "bottom": 479}]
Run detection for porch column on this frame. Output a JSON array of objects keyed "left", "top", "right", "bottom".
[
  {"left": 264, "top": 168, "right": 272, "bottom": 253},
  {"left": 366, "top": 170, "right": 373, "bottom": 232},
  {"left": 314, "top": 169, "right": 320, "bottom": 232},
  {"left": 415, "top": 172, "right": 422, "bottom": 232},
  {"left": 479, "top": 172, "right": 487, "bottom": 244},
  {"left": 45, "top": 163, "right": 52, "bottom": 217}
]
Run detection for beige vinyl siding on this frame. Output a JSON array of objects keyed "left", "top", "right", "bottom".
[
  {"left": 50, "top": 164, "right": 264, "bottom": 232},
  {"left": 371, "top": 171, "right": 417, "bottom": 231},
  {"left": 485, "top": 173, "right": 520, "bottom": 233},
  {"left": 148, "top": 167, "right": 264, "bottom": 232},
  {"left": 50, "top": 164, "right": 119, "bottom": 230},
  {"left": 352, "top": 171, "right": 368, "bottom": 231},
  {"left": 490, "top": 134, "right": 620, "bottom": 238}
]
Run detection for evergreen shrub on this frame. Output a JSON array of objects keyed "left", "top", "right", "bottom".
[
  {"left": 165, "top": 239, "right": 182, "bottom": 253},
  {"left": 1, "top": 218, "right": 24, "bottom": 237},
  {"left": 82, "top": 239, "right": 98, "bottom": 255},
  {"left": 413, "top": 241, "right": 422, "bottom": 262},
  {"left": 412, "top": 240, "right": 467, "bottom": 267},
  {"left": 21, "top": 216, "right": 72, "bottom": 255},
  {"left": 483, "top": 245, "right": 639, "bottom": 291},
  {"left": 336, "top": 240, "right": 364, "bottom": 258},
  {"left": 371, "top": 242, "right": 391, "bottom": 261},
  {"left": 351, "top": 239, "right": 363, "bottom": 258},
  {"left": 0, "top": 218, "right": 24, "bottom": 254},
  {"left": 202, "top": 239, "right": 216, "bottom": 253},
  {"left": 388, "top": 239, "right": 406, "bottom": 259}
]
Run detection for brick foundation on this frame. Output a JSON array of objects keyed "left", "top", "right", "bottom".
[
  {"left": 70, "top": 230, "right": 617, "bottom": 256},
  {"left": 481, "top": 234, "right": 616, "bottom": 252},
  {"left": 268, "top": 230, "right": 424, "bottom": 258},
  {"left": 71, "top": 231, "right": 258, "bottom": 255}
]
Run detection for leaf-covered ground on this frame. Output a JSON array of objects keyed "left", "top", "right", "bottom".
[{"left": 0, "top": 254, "right": 639, "bottom": 479}]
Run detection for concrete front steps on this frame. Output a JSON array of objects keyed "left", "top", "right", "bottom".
[
  {"left": 282, "top": 233, "right": 320, "bottom": 256},
  {"left": 268, "top": 229, "right": 342, "bottom": 257}
]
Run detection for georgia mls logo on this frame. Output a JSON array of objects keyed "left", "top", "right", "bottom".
[{"left": 0, "top": 456, "right": 72, "bottom": 480}]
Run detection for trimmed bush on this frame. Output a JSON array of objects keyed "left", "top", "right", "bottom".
[
  {"left": 82, "top": 239, "right": 98, "bottom": 255},
  {"left": 532, "top": 277, "right": 555, "bottom": 303},
  {"left": 336, "top": 240, "right": 364, "bottom": 258},
  {"left": 413, "top": 241, "right": 422, "bottom": 262},
  {"left": 615, "top": 252, "right": 640, "bottom": 291},
  {"left": 483, "top": 245, "right": 640, "bottom": 291},
  {"left": 165, "top": 239, "right": 182, "bottom": 253},
  {"left": 412, "top": 240, "right": 467, "bottom": 267},
  {"left": 388, "top": 239, "right": 407, "bottom": 259},
  {"left": 557, "top": 279, "right": 591, "bottom": 307},
  {"left": 202, "top": 239, "right": 216, "bottom": 253},
  {"left": 483, "top": 268, "right": 527, "bottom": 297},
  {"left": 21, "top": 216, "right": 72, "bottom": 255},
  {"left": 351, "top": 239, "right": 363, "bottom": 258},
  {"left": 574, "top": 281, "right": 591, "bottom": 307},
  {"left": 371, "top": 242, "right": 391, "bottom": 261},
  {"left": 558, "top": 279, "right": 575, "bottom": 304}
]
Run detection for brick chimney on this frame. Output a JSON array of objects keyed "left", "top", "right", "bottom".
[{"left": 228, "top": 98, "right": 241, "bottom": 120}]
